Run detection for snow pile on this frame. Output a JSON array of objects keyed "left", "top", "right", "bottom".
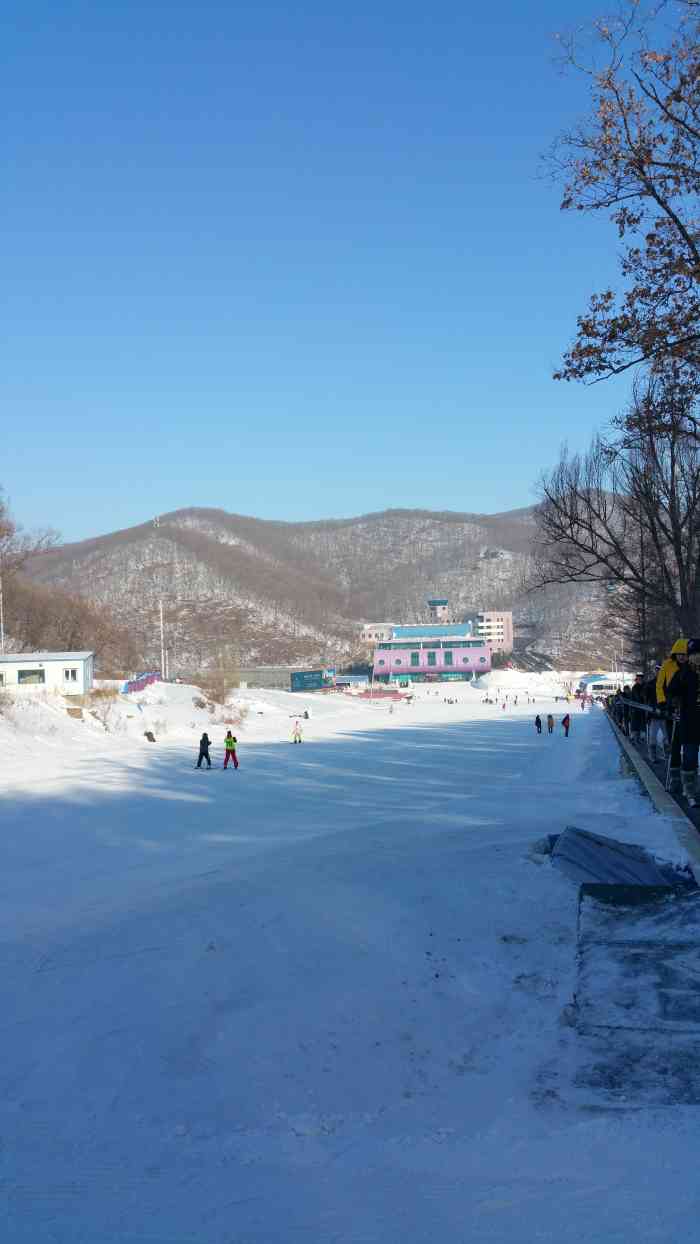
[{"left": 475, "top": 668, "right": 571, "bottom": 698}]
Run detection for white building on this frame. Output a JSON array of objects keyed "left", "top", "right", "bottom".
[
  {"left": 0, "top": 651, "right": 95, "bottom": 695},
  {"left": 359, "top": 622, "right": 396, "bottom": 648},
  {"left": 476, "top": 611, "right": 514, "bottom": 655}
]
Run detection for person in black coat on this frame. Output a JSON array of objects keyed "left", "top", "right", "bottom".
[
  {"left": 196, "top": 732, "right": 212, "bottom": 769},
  {"left": 535, "top": 714, "right": 542, "bottom": 734},
  {"left": 666, "top": 657, "right": 700, "bottom": 805},
  {"left": 643, "top": 670, "right": 662, "bottom": 761},
  {"left": 621, "top": 686, "right": 632, "bottom": 735},
  {"left": 629, "top": 673, "right": 646, "bottom": 744}
]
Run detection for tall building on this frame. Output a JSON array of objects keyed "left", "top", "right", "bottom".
[
  {"left": 427, "top": 597, "right": 451, "bottom": 624},
  {"left": 476, "top": 610, "right": 513, "bottom": 655}
]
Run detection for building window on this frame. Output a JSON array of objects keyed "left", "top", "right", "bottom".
[
  {"left": 427, "top": 652, "right": 436, "bottom": 666},
  {"left": 479, "top": 657, "right": 487, "bottom": 663},
  {"left": 410, "top": 652, "right": 419, "bottom": 666},
  {"left": 0, "top": 673, "right": 3, "bottom": 686},
  {"left": 444, "top": 651, "right": 453, "bottom": 666},
  {"left": 394, "top": 658, "right": 402, "bottom": 666},
  {"left": 18, "top": 669, "right": 45, "bottom": 685},
  {"left": 378, "top": 659, "right": 385, "bottom": 666},
  {"left": 64, "top": 668, "right": 78, "bottom": 682},
  {"left": 462, "top": 656, "right": 469, "bottom": 663}
]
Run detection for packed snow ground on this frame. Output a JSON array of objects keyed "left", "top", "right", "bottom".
[{"left": 2, "top": 676, "right": 698, "bottom": 1242}]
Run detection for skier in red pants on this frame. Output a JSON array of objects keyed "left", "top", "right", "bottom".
[{"left": 223, "top": 730, "right": 239, "bottom": 769}]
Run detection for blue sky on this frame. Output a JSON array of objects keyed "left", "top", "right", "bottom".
[{"left": 4, "top": 0, "right": 628, "bottom": 542}]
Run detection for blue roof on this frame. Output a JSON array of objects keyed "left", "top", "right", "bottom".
[
  {"left": 392, "top": 624, "right": 473, "bottom": 639},
  {"left": 427, "top": 598, "right": 448, "bottom": 605}
]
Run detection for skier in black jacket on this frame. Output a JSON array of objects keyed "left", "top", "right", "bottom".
[
  {"left": 666, "top": 657, "right": 700, "bottom": 805},
  {"left": 196, "top": 732, "right": 212, "bottom": 769}
]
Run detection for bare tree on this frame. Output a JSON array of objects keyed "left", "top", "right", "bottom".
[
  {"left": 0, "top": 490, "right": 58, "bottom": 650},
  {"left": 0, "top": 490, "right": 56, "bottom": 576},
  {"left": 534, "top": 374, "right": 700, "bottom": 651}
]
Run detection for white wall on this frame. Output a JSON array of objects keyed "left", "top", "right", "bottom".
[{"left": 0, "top": 656, "right": 94, "bottom": 695}]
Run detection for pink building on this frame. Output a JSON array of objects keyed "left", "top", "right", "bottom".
[{"left": 373, "top": 637, "right": 491, "bottom": 682}]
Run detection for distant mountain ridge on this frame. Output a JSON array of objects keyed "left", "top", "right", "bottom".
[{"left": 24, "top": 505, "right": 605, "bottom": 670}]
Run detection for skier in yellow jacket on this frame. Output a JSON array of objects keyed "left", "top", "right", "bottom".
[
  {"left": 657, "top": 638, "right": 689, "bottom": 792},
  {"left": 656, "top": 638, "right": 689, "bottom": 709}
]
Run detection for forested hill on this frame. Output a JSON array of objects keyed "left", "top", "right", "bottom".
[{"left": 23, "top": 506, "right": 605, "bottom": 670}]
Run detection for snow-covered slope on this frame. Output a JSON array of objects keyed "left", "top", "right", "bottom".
[{"left": 2, "top": 678, "right": 696, "bottom": 1241}]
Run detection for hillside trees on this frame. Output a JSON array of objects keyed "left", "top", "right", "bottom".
[
  {"left": 1, "top": 489, "right": 141, "bottom": 671},
  {"left": 6, "top": 577, "right": 143, "bottom": 673},
  {"left": 1, "top": 488, "right": 57, "bottom": 649}
]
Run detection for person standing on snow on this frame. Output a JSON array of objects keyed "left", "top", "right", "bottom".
[
  {"left": 196, "top": 732, "right": 212, "bottom": 769},
  {"left": 628, "top": 673, "right": 646, "bottom": 744},
  {"left": 657, "top": 639, "right": 689, "bottom": 791},
  {"left": 535, "top": 714, "right": 542, "bottom": 734},
  {"left": 292, "top": 720, "right": 303, "bottom": 743},
  {"left": 657, "top": 641, "right": 687, "bottom": 710},
  {"left": 562, "top": 713, "right": 571, "bottom": 738},
  {"left": 223, "top": 730, "right": 239, "bottom": 770},
  {"left": 645, "top": 665, "right": 664, "bottom": 762},
  {"left": 546, "top": 714, "right": 554, "bottom": 735},
  {"left": 666, "top": 646, "right": 700, "bottom": 804}
]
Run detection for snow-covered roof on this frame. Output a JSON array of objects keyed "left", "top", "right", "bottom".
[{"left": 0, "top": 651, "right": 95, "bottom": 664}]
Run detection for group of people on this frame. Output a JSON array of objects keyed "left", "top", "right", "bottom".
[
  {"left": 196, "top": 731, "right": 239, "bottom": 769},
  {"left": 195, "top": 719, "right": 307, "bottom": 767},
  {"left": 192, "top": 696, "right": 579, "bottom": 773},
  {"left": 534, "top": 713, "right": 571, "bottom": 738},
  {"left": 608, "top": 638, "right": 700, "bottom": 805}
]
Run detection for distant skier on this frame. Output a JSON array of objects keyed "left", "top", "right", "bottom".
[
  {"left": 196, "top": 732, "right": 212, "bottom": 769},
  {"left": 223, "top": 730, "right": 239, "bottom": 770},
  {"left": 535, "top": 714, "right": 542, "bottom": 734},
  {"left": 547, "top": 714, "right": 554, "bottom": 735},
  {"left": 562, "top": 713, "right": 571, "bottom": 738},
  {"left": 292, "top": 720, "right": 303, "bottom": 743}
]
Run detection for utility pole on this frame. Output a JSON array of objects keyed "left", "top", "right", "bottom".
[
  {"left": 0, "top": 570, "right": 4, "bottom": 654},
  {"left": 159, "top": 599, "right": 165, "bottom": 679}
]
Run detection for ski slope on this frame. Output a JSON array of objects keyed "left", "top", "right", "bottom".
[{"left": 1, "top": 680, "right": 698, "bottom": 1242}]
